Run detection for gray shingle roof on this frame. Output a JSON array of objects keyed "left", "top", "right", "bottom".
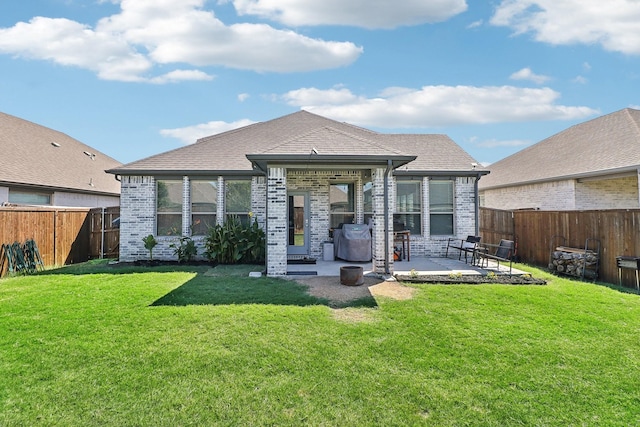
[
  {"left": 480, "top": 108, "right": 640, "bottom": 190},
  {"left": 0, "top": 112, "right": 122, "bottom": 195},
  {"left": 110, "top": 110, "right": 484, "bottom": 175}
]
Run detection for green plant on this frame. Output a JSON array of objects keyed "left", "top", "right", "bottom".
[
  {"left": 142, "top": 234, "right": 158, "bottom": 260},
  {"left": 204, "top": 216, "right": 265, "bottom": 264},
  {"left": 486, "top": 271, "right": 498, "bottom": 281},
  {"left": 448, "top": 271, "right": 463, "bottom": 279},
  {"left": 170, "top": 236, "right": 198, "bottom": 263},
  {"left": 409, "top": 268, "right": 418, "bottom": 279}
]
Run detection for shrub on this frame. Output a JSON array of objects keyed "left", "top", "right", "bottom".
[
  {"left": 142, "top": 234, "right": 157, "bottom": 260},
  {"left": 204, "top": 216, "right": 265, "bottom": 264},
  {"left": 170, "top": 236, "right": 198, "bottom": 263}
]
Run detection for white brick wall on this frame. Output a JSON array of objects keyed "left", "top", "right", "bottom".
[
  {"left": 118, "top": 171, "right": 480, "bottom": 274},
  {"left": 267, "top": 168, "right": 287, "bottom": 276},
  {"left": 481, "top": 180, "right": 577, "bottom": 210},
  {"left": 575, "top": 176, "right": 640, "bottom": 209},
  {"left": 482, "top": 175, "right": 640, "bottom": 211}
]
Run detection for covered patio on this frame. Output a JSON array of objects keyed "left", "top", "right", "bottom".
[{"left": 286, "top": 256, "right": 526, "bottom": 277}]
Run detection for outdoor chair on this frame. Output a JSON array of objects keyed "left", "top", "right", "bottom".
[
  {"left": 446, "top": 235, "right": 481, "bottom": 264},
  {"left": 475, "top": 239, "right": 515, "bottom": 275}
]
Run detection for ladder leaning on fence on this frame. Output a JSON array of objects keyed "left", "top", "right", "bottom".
[{"left": 0, "top": 239, "right": 44, "bottom": 276}]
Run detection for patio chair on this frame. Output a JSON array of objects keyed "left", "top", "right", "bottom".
[
  {"left": 445, "top": 235, "right": 481, "bottom": 264},
  {"left": 475, "top": 239, "right": 515, "bottom": 275}
]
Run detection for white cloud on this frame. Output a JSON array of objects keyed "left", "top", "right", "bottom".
[
  {"left": 238, "top": 93, "right": 250, "bottom": 102},
  {"left": 491, "top": 0, "right": 640, "bottom": 55},
  {"left": 0, "top": 0, "right": 362, "bottom": 82},
  {"left": 231, "top": 0, "right": 467, "bottom": 29},
  {"left": 149, "top": 69, "right": 215, "bottom": 84},
  {"left": 509, "top": 67, "right": 550, "bottom": 84},
  {"left": 572, "top": 75, "right": 588, "bottom": 84},
  {"left": 467, "top": 20, "right": 483, "bottom": 29},
  {"left": 282, "top": 85, "right": 599, "bottom": 128},
  {"left": 160, "top": 119, "right": 256, "bottom": 144}
]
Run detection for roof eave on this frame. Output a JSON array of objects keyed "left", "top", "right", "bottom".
[
  {"left": 394, "top": 169, "right": 490, "bottom": 177},
  {"left": 107, "top": 168, "right": 260, "bottom": 177},
  {"left": 480, "top": 165, "right": 640, "bottom": 190},
  {"left": 0, "top": 180, "right": 120, "bottom": 197},
  {"left": 246, "top": 154, "right": 417, "bottom": 172}
]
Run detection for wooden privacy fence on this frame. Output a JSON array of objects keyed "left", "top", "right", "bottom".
[
  {"left": 0, "top": 206, "right": 91, "bottom": 276},
  {"left": 480, "top": 207, "right": 640, "bottom": 287}
]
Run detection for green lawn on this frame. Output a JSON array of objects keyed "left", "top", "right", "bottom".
[{"left": 1, "top": 261, "right": 640, "bottom": 426}]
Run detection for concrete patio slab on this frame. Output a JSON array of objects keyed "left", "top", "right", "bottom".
[{"left": 286, "top": 256, "right": 526, "bottom": 277}]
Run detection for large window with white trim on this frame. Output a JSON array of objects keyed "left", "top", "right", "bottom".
[
  {"left": 429, "top": 179, "right": 454, "bottom": 235},
  {"left": 156, "top": 180, "right": 183, "bottom": 236},
  {"left": 191, "top": 180, "right": 218, "bottom": 235},
  {"left": 395, "top": 180, "right": 421, "bottom": 234},
  {"left": 330, "top": 183, "right": 355, "bottom": 228},
  {"left": 8, "top": 190, "right": 51, "bottom": 205},
  {"left": 225, "top": 179, "right": 251, "bottom": 224}
]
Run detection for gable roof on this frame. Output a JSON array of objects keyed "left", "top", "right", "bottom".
[
  {"left": 0, "top": 112, "right": 122, "bottom": 195},
  {"left": 480, "top": 108, "right": 640, "bottom": 190},
  {"left": 109, "top": 110, "right": 485, "bottom": 176}
]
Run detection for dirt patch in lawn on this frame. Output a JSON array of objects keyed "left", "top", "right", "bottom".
[{"left": 292, "top": 275, "right": 416, "bottom": 306}]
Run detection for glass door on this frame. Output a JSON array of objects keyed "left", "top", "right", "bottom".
[{"left": 288, "top": 192, "right": 310, "bottom": 256}]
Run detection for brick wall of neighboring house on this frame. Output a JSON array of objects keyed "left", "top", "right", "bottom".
[
  {"left": 575, "top": 176, "right": 640, "bottom": 210},
  {"left": 482, "top": 175, "right": 640, "bottom": 211},
  {"left": 481, "top": 179, "right": 577, "bottom": 211}
]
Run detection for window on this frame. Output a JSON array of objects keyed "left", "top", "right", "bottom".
[
  {"left": 156, "top": 180, "right": 182, "bottom": 236},
  {"left": 395, "top": 181, "right": 421, "bottom": 235},
  {"left": 429, "top": 180, "right": 454, "bottom": 235},
  {"left": 330, "top": 183, "right": 354, "bottom": 228},
  {"left": 8, "top": 190, "right": 51, "bottom": 205},
  {"left": 191, "top": 180, "right": 217, "bottom": 235},
  {"left": 363, "top": 181, "right": 373, "bottom": 226},
  {"left": 225, "top": 180, "right": 251, "bottom": 224}
]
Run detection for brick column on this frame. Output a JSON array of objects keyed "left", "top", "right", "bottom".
[
  {"left": 267, "top": 167, "right": 287, "bottom": 276},
  {"left": 372, "top": 167, "right": 393, "bottom": 275}
]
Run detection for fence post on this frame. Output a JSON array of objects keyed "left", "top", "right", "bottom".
[{"left": 100, "top": 207, "right": 105, "bottom": 259}]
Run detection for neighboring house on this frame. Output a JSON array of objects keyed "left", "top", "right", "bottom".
[
  {"left": 0, "top": 112, "right": 121, "bottom": 207},
  {"left": 108, "top": 111, "right": 487, "bottom": 276},
  {"left": 480, "top": 108, "right": 640, "bottom": 211}
]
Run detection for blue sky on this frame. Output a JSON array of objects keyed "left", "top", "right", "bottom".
[{"left": 1, "top": 1, "right": 639, "bottom": 166}]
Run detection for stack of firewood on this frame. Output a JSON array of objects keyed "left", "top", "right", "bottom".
[{"left": 549, "top": 249, "right": 598, "bottom": 279}]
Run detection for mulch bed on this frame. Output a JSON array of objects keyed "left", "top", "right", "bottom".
[{"left": 395, "top": 274, "right": 546, "bottom": 285}]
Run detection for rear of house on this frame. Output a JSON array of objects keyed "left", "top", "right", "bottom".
[{"left": 109, "top": 111, "right": 487, "bottom": 276}]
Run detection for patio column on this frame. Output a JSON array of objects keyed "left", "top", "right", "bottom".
[
  {"left": 371, "top": 167, "right": 394, "bottom": 275},
  {"left": 266, "top": 167, "right": 287, "bottom": 276}
]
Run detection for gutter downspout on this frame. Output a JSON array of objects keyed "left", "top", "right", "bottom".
[
  {"left": 474, "top": 173, "right": 482, "bottom": 236},
  {"left": 384, "top": 159, "right": 393, "bottom": 274}
]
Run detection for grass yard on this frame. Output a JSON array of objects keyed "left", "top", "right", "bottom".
[{"left": 1, "top": 261, "right": 640, "bottom": 426}]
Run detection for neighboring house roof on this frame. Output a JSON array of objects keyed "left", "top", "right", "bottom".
[
  {"left": 109, "top": 110, "right": 485, "bottom": 176},
  {"left": 0, "top": 112, "right": 122, "bottom": 195},
  {"left": 480, "top": 108, "right": 640, "bottom": 190}
]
